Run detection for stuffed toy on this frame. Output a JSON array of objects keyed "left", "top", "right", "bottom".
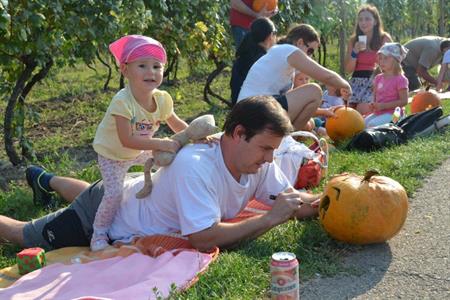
[{"left": 136, "top": 114, "right": 217, "bottom": 198}]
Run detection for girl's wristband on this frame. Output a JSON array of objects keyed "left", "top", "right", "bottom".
[{"left": 351, "top": 50, "right": 358, "bottom": 59}]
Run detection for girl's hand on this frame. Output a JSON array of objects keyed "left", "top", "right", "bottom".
[
  {"left": 325, "top": 105, "right": 345, "bottom": 118},
  {"left": 194, "top": 135, "right": 220, "bottom": 146},
  {"left": 257, "top": 4, "right": 278, "bottom": 18},
  {"left": 370, "top": 102, "right": 383, "bottom": 112},
  {"left": 354, "top": 42, "right": 366, "bottom": 53},
  {"left": 156, "top": 138, "right": 181, "bottom": 153},
  {"left": 319, "top": 107, "right": 336, "bottom": 118}
]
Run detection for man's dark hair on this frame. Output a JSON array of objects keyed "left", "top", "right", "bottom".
[
  {"left": 440, "top": 39, "right": 450, "bottom": 52},
  {"left": 223, "top": 96, "right": 293, "bottom": 141}
]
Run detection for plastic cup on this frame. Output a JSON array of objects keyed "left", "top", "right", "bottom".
[{"left": 358, "top": 35, "right": 367, "bottom": 50}]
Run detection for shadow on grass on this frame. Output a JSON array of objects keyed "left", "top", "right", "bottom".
[
  {"left": 300, "top": 242, "right": 392, "bottom": 299},
  {"left": 224, "top": 218, "right": 392, "bottom": 299}
]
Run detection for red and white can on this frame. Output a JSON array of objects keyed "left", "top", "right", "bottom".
[{"left": 270, "top": 252, "right": 299, "bottom": 300}]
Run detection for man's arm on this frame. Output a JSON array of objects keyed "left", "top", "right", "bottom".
[
  {"left": 416, "top": 65, "right": 438, "bottom": 85},
  {"left": 188, "top": 214, "right": 275, "bottom": 251},
  {"left": 436, "top": 62, "right": 448, "bottom": 91},
  {"left": 188, "top": 189, "right": 313, "bottom": 251}
]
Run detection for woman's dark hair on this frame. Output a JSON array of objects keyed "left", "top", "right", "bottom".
[
  {"left": 350, "top": 4, "right": 387, "bottom": 51},
  {"left": 236, "top": 17, "right": 275, "bottom": 58},
  {"left": 223, "top": 96, "right": 293, "bottom": 141},
  {"left": 277, "top": 24, "right": 320, "bottom": 46}
]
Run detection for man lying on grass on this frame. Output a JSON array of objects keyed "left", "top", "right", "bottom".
[{"left": 0, "top": 96, "right": 321, "bottom": 252}]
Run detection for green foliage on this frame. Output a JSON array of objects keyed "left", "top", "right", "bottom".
[{"left": 0, "top": 58, "right": 449, "bottom": 298}]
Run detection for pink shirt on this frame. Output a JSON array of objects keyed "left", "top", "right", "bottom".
[
  {"left": 373, "top": 73, "right": 408, "bottom": 115},
  {"left": 355, "top": 50, "right": 377, "bottom": 71}
]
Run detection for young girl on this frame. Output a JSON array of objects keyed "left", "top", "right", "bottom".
[
  {"left": 365, "top": 43, "right": 409, "bottom": 128},
  {"left": 344, "top": 4, "right": 392, "bottom": 115},
  {"left": 293, "top": 70, "right": 310, "bottom": 88},
  {"left": 238, "top": 24, "right": 351, "bottom": 131},
  {"left": 91, "top": 35, "right": 188, "bottom": 251}
]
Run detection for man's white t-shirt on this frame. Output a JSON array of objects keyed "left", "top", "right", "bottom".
[
  {"left": 237, "top": 44, "right": 299, "bottom": 102},
  {"left": 108, "top": 142, "right": 291, "bottom": 243}
]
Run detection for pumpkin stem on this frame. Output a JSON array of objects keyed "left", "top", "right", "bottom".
[{"left": 362, "top": 170, "right": 380, "bottom": 182}]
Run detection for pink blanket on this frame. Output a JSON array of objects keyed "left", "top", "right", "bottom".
[
  {"left": 0, "top": 251, "right": 212, "bottom": 299},
  {"left": 0, "top": 199, "right": 269, "bottom": 299}
]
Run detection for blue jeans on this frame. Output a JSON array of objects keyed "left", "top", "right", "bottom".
[{"left": 231, "top": 26, "right": 249, "bottom": 49}]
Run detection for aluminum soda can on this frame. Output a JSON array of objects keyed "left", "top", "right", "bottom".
[{"left": 270, "top": 252, "right": 299, "bottom": 300}]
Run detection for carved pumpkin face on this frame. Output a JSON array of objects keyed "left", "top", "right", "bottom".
[
  {"left": 410, "top": 90, "right": 441, "bottom": 113},
  {"left": 319, "top": 171, "right": 408, "bottom": 244},
  {"left": 325, "top": 107, "right": 365, "bottom": 142},
  {"left": 252, "top": 0, "right": 278, "bottom": 12}
]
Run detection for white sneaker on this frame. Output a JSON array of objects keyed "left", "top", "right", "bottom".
[{"left": 90, "top": 237, "right": 109, "bottom": 252}]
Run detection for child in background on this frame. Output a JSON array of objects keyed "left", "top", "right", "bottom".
[
  {"left": 292, "top": 71, "right": 316, "bottom": 131},
  {"left": 91, "top": 35, "right": 188, "bottom": 251},
  {"left": 322, "top": 85, "right": 345, "bottom": 108},
  {"left": 293, "top": 72, "right": 346, "bottom": 135},
  {"left": 436, "top": 41, "right": 450, "bottom": 92},
  {"left": 312, "top": 86, "right": 347, "bottom": 135},
  {"left": 293, "top": 70, "right": 310, "bottom": 88},
  {"left": 365, "top": 43, "right": 409, "bottom": 128}
]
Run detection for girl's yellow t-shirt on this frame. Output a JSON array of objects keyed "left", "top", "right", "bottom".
[{"left": 93, "top": 86, "right": 173, "bottom": 161}]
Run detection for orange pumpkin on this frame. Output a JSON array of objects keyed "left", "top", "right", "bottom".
[
  {"left": 325, "top": 107, "right": 365, "bottom": 142},
  {"left": 252, "top": 0, "right": 278, "bottom": 12},
  {"left": 410, "top": 90, "right": 441, "bottom": 113},
  {"left": 319, "top": 170, "right": 408, "bottom": 244}
]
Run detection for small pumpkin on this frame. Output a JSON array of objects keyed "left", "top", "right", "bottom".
[
  {"left": 252, "top": 0, "right": 278, "bottom": 12},
  {"left": 325, "top": 107, "right": 365, "bottom": 142},
  {"left": 410, "top": 90, "right": 441, "bottom": 113},
  {"left": 319, "top": 170, "right": 408, "bottom": 244}
]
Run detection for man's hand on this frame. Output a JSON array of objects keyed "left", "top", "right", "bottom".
[
  {"left": 266, "top": 188, "right": 303, "bottom": 226},
  {"left": 188, "top": 188, "right": 320, "bottom": 251}
]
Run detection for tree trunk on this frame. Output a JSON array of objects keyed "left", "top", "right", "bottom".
[
  {"left": 164, "top": 51, "right": 179, "bottom": 82},
  {"left": 338, "top": 0, "right": 347, "bottom": 77},
  {"left": 438, "top": 0, "right": 446, "bottom": 36},
  {"left": 320, "top": 36, "right": 327, "bottom": 68},
  {"left": 119, "top": 74, "right": 125, "bottom": 89},
  {"left": 96, "top": 51, "right": 112, "bottom": 91},
  {"left": 18, "top": 58, "right": 53, "bottom": 160},
  {"left": 203, "top": 60, "right": 230, "bottom": 107},
  {"left": 4, "top": 58, "right": 37, "bottom": 165}
]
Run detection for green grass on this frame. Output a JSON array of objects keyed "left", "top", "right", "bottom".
[{"left": 0, "top": 59, "right": 449, "bottom": 299}]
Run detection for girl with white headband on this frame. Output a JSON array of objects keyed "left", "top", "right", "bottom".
[{"left": 365, "top": 42, "right": 409, "bottom": 127}]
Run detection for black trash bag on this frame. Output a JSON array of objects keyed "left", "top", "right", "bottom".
[
  {"left": 346, "top": 124, "right": 406, "bottom": 152},
  {"left": 347, "top": 106, "right": 444, "bottom": 152},
  {"left": 396, "top": 106, "right": 443, "bottom": 139}
]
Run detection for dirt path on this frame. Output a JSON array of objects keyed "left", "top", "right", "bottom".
[{"left": 300, "top": 157, "right": 450, "bottom": 299}]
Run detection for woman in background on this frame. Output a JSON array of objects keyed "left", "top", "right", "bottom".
[
  {"left": 344, "top": 4, "right": 392, "bottom": 115},
  {"left": 230, "top": 17, "right": 277, "bottom": 105}
]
